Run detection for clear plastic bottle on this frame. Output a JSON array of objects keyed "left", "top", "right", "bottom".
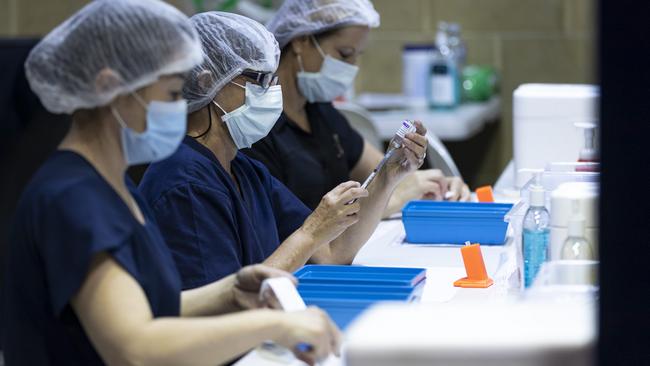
[
  {"left": 522, "top": 176, "right": 550, "bottom": 288},
  {"left": 447, "top": 22, "right": 467, "bottom": 68},
  {"left": 428, "top": 22, "right": 461, "bottom": 108},
  {"left": 561, "top": 200, "right": 595, "bottom": 260}
]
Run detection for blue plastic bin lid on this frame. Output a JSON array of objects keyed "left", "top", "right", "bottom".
[
  {"left": 297, "top": 283, "right": 416, "bottom": 294},
  {"left": 402, "top": 201, "right": 513, "bottom": 219},
  {"left": 294, "top": 265, "right": 426, "bottom": 287}
]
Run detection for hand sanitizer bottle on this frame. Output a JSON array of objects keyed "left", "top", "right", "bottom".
[{"left": 523, "top": 173, "right": 550, "bottom": 288}]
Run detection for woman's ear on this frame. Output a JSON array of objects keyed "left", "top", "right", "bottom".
[
  {"left": 94, "top": 68, "right": 122, "bottom": 94},
  {"left": 289, "top": 35, "right": 311, "bottom": 56}
]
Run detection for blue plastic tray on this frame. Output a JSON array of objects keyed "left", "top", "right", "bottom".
[
  {"left": 402, "top": 201, "right": 513, "bottom": 245},
  {"left": 293, "top": 265, "right": 426, "bottom": 329},
  {"left": 294, "top": 265, "right": 426, "bottom": 287}
]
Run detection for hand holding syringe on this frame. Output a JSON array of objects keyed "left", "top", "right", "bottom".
[
  {"left": 352, "top": 120, "right": 470, "bottom": 205},
  {"left": 348, "top": 120, "right": 417, "bottom": 204}
]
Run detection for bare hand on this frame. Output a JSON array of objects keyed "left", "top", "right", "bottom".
[
  {"left": 301, "top": 181, "right": 368, "bottom": 245},
  {"left": 275, "top": 307, "right": 342, "bottom": 365},
  {"left": 410, "top": 170, "right": 470, "bottom": 202},
  {"left": 232, "top": 265, "right": 297, "bottom": 310},
  {"left": 442, "top": 176, "right": 471, "bottom": 201},
  {"left": 398, "top": 169, "right": 445, "bottom": 201}
]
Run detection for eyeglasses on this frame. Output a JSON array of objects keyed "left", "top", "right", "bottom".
[{"left": 241, "top": 70, "right": 279, "bottom": 91}]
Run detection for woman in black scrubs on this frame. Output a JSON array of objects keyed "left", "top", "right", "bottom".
[
  {"left": 2, "top": 1, "right": 340, "bottom": 365},
  {"left": 245, "top": 0, "right": 471, "bottom": 215}
]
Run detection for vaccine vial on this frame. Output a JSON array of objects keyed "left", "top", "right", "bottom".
[{"left": 390, "top": 120, "right": 417, "bottom": 150}]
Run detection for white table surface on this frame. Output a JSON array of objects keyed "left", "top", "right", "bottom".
[
  {"left": 351, "top": 219, "right": 520, "bottom": 305},
  {"left": 365, "top": 97, "right": 501, "bottom": 141}
]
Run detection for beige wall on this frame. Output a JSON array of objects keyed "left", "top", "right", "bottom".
[
  {"left": 0, "top": 1, "right": 191, "bottom": 36},
  {"left": 357, "top": 0, "right": 597, "bottom": 182},
  {"left": 1, "top": 0, "right": 596, "bottom": 182}
]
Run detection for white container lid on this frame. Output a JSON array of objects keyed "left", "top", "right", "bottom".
[
  {"left": 514, "top": 84, "right": 599, "bottom": 123},
  {"left": 551, "top": 182, "right": 599, "bottom": 227}
]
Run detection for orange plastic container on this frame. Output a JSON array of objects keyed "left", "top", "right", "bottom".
[
  {"left": 476, "top": 185, "right": 495, "bottom": 203},
  {"left": 453, "top": 243, "right": 494, "bottom": 288}
]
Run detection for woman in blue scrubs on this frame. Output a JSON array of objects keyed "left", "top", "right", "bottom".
[
  {"left": 2, "top": 1, "right": 340, "bottom": 365},
  {"left": 139, "top": 11, "right": 429, "bottom": 288},
  {"left": 244, "top": 0, "right": 471, "bottom": 216}
]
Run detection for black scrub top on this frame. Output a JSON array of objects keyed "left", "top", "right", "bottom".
[
  {"left": 139, "top": 137, "right": 311, "bottom": 289},
  {"left": 243, "top": 102, "right": 364, "bottom": 209},
  {"left": 2, "top": 151, "right": 182, "bottom": 366}
]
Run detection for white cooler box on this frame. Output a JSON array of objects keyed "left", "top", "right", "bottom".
[{"left": 513, "top": 84, "right": 599, "bottom": 188}]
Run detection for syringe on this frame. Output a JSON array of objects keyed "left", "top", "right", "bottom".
[{"left": 359, "top": 149, "right": 395, "bottom": 190}]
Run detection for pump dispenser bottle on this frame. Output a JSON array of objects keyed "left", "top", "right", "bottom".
[
  {"left": 523, "top": 173, "right": 550, "bottom": 287},
  {"left": 561, "top": 200, "right": 595, "bottom": 260}
]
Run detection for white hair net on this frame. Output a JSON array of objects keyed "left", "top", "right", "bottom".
[
  {"left": 267, "top": 0, "right": 380, "bottom": 49},
  {"left": 183, "top": 12, "right": 280, "bottom": 114},
  {"left": 25, "top": 0, "right": 203, "bottom": 115}
]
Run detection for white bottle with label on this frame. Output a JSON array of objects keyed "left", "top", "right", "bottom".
[
  {"left": 402, "top": 44, "right": 436, "bottom": 107},
  {"left": 549, "top": 182, "right": 599, "bottom": 260}
]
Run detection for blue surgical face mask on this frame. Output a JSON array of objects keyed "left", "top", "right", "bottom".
[
  {"left": 111, "top": 93, "right": 187, "bottom": 166},
  {"left": 213, "top": 81, "right": 283, "bottom": 150},
  {"left": 296, "top": 36, "right": 359, "bottom": 103}
]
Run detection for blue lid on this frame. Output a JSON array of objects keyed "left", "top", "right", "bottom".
[
  {"left": 297, "top": 283, "right": 416, "bottom": 294},
  {"left": 402, "top": 201, "right": 513, "bottom": 219},
  {"left": 294, "top": 265, "right": 426, "bottom": 287}
]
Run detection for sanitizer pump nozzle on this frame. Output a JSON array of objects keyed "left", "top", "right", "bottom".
[{"left": 575, "top": 122, "right": 599, "bottom": 163}]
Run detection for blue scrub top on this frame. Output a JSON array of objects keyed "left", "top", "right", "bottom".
[
  {"left": 2, "top": 151, "right": 182, "bottom": 366},
  {"left": 139, "top": 137, "right": 311, "bottom": 289}
]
